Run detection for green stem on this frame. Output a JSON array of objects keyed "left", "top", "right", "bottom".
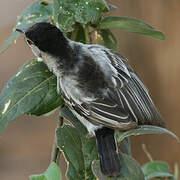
[
  {"left": 71, "top": 23, "right": 79, "bottom": 41},
  {"left": 50, "top": 111, "right": 64, "bottom": 164},
  {"left": 50, "top": 138, "right": 60, "bottom": 163},
  {"left": 84, "top": 24, "right": 90, "bottom": 44}
]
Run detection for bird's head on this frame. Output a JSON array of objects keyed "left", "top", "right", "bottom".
[{"left": 16, "top": 22, "right": 69, "bottom": 58}]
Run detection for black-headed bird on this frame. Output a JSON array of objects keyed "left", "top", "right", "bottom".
[{"left": 16, "top": 22, "right": 164, "bottom": 176}]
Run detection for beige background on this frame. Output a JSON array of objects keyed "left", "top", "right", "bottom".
[{"left": 0, "top": 0, "right": 180, "bottom": 179}]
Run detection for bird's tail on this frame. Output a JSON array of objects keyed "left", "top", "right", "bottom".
[{"left": 95, "top": 127, "right": 121, "bottom": 176}]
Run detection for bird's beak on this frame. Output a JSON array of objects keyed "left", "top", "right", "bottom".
[{"left": 16, "top": 28, "right": 25, "bottom": 34}]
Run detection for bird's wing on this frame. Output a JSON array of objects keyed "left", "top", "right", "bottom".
[
  {"left": 72, "top": 46, "right": 164, "bottom": 129},
  {"left": 102, "top": 48, "right": 164, "bottom": 127},
  {"left": 73, "top": 94, "right": 137, "bottom": 130}
]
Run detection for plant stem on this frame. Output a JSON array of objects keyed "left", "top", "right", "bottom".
[
  {"left": 71, "top": 23, "right": 79, "bottom": 41},
  {"left": 84, "top": 24, "right": 90, "bottom": 44},
  {"left": 50, "top": 112, "right": 64, "bottom": 163},
  {"left": 50, "top": 136, "right": 60, "bottom": 163}
]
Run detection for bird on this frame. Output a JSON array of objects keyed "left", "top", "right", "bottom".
[{"left": 16, "top": 22, "right": 164, "bottom": 177}]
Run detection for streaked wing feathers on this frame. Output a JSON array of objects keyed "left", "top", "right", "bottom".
[
  {"left": 119, "top": 72, "right": 164, "bottom": 126},
  {"left": 72, "top": 97, "right": 137, "bottom": 130},
  {"left": 88, "top": 47, "right": 163, "bottom": 127},
  {"left": 106, "top": 49, "right": 164, "bottom": 127},
  {"left": 63, "top": 45, "right": 164, "bottom": 130}
]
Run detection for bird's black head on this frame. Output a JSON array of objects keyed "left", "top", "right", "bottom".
[{"left": 23, "top": 22, "right": 69, "bottom": 57}]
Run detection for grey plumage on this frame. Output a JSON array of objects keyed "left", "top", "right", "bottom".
[{"left": 57, "top": 43, "right": 164, "bottom": 132}]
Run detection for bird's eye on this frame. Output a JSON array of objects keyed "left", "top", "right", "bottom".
[{"left": 26, "top": 39, "right": 33, "bottom": 46}]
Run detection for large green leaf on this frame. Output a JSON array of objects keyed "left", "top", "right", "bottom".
[
  {"left": 30, "top": 162, "right": 62, "bottom": 180},
  {"left": 0, "top": 59, "right": 63, "bottom": 132},
  {"left": 0, "top": 0, "right": 52, "bottom": 53},
  {"left": 97, "top": 16, "right": 165, "bottom": 40},
  {"left": 57, "top": 125, "right": 98, "bottom": 180},
  {"left": 142, "top": 161, "right": 173, "bottom": 180},
  {"left": 53, "top": 0, "right": 75, "bottom": 32},
  {"left": 57, "top": 106, "right": 98, "bottom": 180},
  {"left": 92, "top": 152, "right": 145, "bottom": 180},
  {"left": 116, "top": 125, "right": 179, "bottom": 144},
  {"left": 53, "top": 0, "right": 105, "bottom": 32}
]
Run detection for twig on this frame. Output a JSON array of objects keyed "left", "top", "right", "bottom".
[
  {"left": 50, "top": 112, "right": 64, "bottom": 163},
  {"left": 142, "top": 144, "right": 153, "bottom": 162}
]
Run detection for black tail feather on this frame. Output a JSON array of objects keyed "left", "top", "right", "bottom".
[{"left": 95, "top": 127, "right": 121, "bottom": 176}]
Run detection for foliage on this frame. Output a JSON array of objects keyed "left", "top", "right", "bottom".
[
  {"left": 142, "top": 161, "right": 174, "bottom": 180},
  {"left": 92, "top": 153, "right": 145, "bottom": 180},
  {"left": 30, "top": 162, "right": 62, "bottom": 180},
  {"left": 0, "top": 0, "right": 52, "bottom": 53},
  {"left": 57, "top": 107, "right": 98, "bottom": 180},
  {"left": 0, "top": 0, "right": 178, "bottom": 180},
  {"left": 0, "top": 59, "right": 63, "bottom": 132},
  {"left": 116, "top": 125, "right": 179, "bottom": 143},
  {"left": 1, "top": 0, "right": 165, "bottom": 53},
  {"left": 97, "top": 16, "right": 165, "bottom": 40}
]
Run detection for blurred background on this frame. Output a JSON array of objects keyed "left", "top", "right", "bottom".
[{"left": 0, "top": 0, "right": 180, "bottom": 179}]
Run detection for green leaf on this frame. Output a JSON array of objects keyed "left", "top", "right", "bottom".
[
  {"left": 97, "top": 16, "right": 165, "bottom": 40},
  {"left": 53, "top": 0, "right": 75, "bottom": 32},
  {"left": 53, "top": 0, "right": 104, "bottom": 32},
  {"left": 92, "top": 152, "right": 145, "bottom": 180},
  {"left": 118, "top": 138, "right": 131, "bottom": 156},
  {"left": 1, "top": 0, "right": 52, "bottom": 53},
  {"left": 0, "top": 59, "right": 63, "bottom": 132},
  {"left": 100, "top": 29, "right": 118, "bottom": 50},
  {"left": 74, "top": 1, "right": 104, "bottom": 25},
  {"left": 57, "top": 106, "right": 98, "bottom": 180},
  {"left": 30, "top": 175, "right": 46, "bottom": 180},
  {"left": 116, "top": 125, "right": 179, "bottom": 144},
  {"left": 56, "top": 125, "right": 98, "bottom": 180},
  {"left": 0, "top": 31, "right": 19, "bottom": 54},
  {"left": 30, "top": 162, "right": 62, "bottom": 180},
  {"left": 142, "top": 161, "right": 173, "bottom": 180}
]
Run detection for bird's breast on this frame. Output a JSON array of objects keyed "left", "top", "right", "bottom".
[{"left": 41, "top": 52, "right": 64, "bottom": 76}]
